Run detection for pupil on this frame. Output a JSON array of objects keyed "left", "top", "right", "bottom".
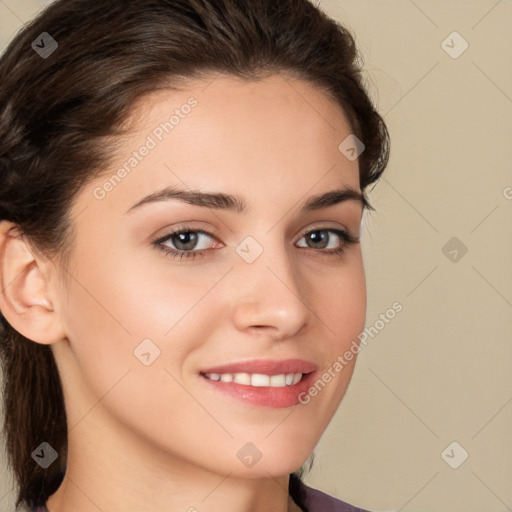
[
  {"left": 309, "top": 231, "right": 327, "bottom": 248},
  {"left": 175, "top": 232, "right": 197, "bottom": 250}
]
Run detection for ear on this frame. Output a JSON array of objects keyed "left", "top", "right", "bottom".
[{"left": 0, "top": 220, "right": 67, "bottom": 345}]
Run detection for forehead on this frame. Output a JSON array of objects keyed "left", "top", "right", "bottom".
[
  {"left": 72, "top": 72, "right": 360, "bottom": 219},
  {"left": 132, "top": 71, "right": 348, "bottom": 118},
  {"left": 124, "top": 72, "right": 354, "bottom": 155}
]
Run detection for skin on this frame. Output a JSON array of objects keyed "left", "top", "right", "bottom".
[{"left": 0, "top": 72, "right": 366, "bottom": 512}]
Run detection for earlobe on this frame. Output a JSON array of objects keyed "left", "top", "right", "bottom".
[{"left": 0, "top": 220, "right": 66, "bottom": 345}]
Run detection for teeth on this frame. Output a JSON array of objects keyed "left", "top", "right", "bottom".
[
  {"left": 204, "top": 372, "right": 303, "bottom": 387},
  {"left": 233, "top": 373, "right": 251, "bottom": 385}
]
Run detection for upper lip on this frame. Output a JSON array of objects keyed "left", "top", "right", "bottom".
[{"left": 200, "top": 358, "right": 318, "bottom": 376}]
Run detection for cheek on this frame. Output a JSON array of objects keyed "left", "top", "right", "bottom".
[
  {"left": 66, "top": 242, "right": 200, "bottom": 336},
  {"left": 310, "top": 252, "right": 367, "bottom": 348},
  {"left": 59, "top": 253, "right": 206, "bottom": 437},
  {"left": 293, "top": 257, "right": 365, "bottom": 429},
  {"left": 60, "top": 247, "right": 221, "bottom": 386}
]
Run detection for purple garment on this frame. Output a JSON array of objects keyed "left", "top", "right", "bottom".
[
  {"left": 301, "top": 482, "right": 372, "bottom": 511},
  {"left": 29, "top": 484, "right": 371, "bottom": 512}
]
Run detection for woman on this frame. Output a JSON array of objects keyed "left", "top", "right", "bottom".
[{"left": 0, "top": 0, "right": 390, "bottom": 511}]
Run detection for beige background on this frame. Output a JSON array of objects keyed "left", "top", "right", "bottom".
[{"left": 0, "top": 1, "right": 511, "bottom": 511}]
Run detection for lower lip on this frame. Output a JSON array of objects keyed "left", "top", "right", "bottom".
[{"left": 200, "top": 371, "right": 317, "bottom": 408}]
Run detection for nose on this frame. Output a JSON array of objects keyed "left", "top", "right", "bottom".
[{"left": 230, "top": 239, "right": 311, "bottom": 340}]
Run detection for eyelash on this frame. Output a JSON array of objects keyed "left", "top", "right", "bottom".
[{"left": 152, "top": 225, "right": 360, "bottom": 261}]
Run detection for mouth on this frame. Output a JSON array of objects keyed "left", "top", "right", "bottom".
[
  {"left": 201, "top": 371, "right": 308, "bottom": 387},
  {"left": 199, "top": 369, "right": 318, "bottom": 408},
  {"left": 198, "top": 358, "right": 318, "bottom": 408},
  {"left": 199, "top": 357, "right": 317, "bottom": 378}
]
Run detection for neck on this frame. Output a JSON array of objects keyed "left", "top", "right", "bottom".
[{"left": 44, "top": 409, "right": 301, "bottom": 512}]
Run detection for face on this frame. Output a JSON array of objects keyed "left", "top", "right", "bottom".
[{"left": 52, "top": 72, "right": 366, "bottom": 478}]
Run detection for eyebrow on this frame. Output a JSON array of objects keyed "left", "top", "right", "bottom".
[{"left": 125, "top": 185, "right": 368, "bottom": 215}]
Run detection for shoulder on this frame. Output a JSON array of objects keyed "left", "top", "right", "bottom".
[{"left": 301, "top": 482, "right": 373, "bottom": 512}]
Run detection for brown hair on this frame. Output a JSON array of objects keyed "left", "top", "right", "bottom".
[{"left": 0, "top": 0, "right": 390, "bottom": 509}]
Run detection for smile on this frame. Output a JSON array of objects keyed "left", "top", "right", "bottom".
[{"left": 203, "top": 372, "right": 304, "bottom": 387}]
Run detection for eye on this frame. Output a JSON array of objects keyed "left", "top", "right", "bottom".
[
  {"left": 153, "top": 226, "right": 219, "bottom": 261},
  {"left": 296, "top": 228, "right": 359, "bottom": 257},
  {"left": 152, "top": 225, "right": 359, "bottom": 261}
]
